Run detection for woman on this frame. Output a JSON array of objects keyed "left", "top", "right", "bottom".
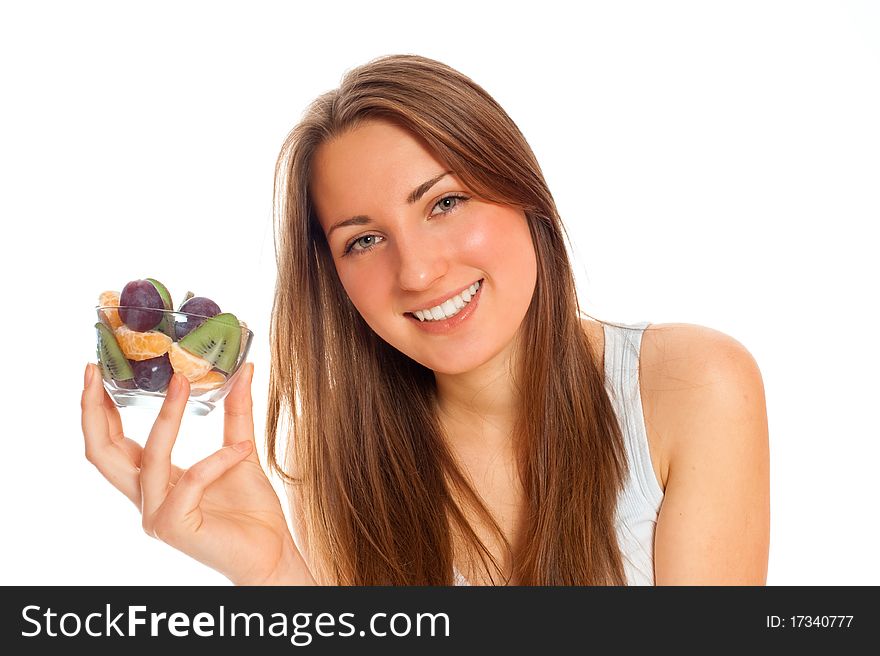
[{"left": 81, "top": 54, "right": 769, "bottom": 585}]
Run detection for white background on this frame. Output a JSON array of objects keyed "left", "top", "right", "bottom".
[{"left": 1, "top": 0, "right": 877, "bottom": 585}]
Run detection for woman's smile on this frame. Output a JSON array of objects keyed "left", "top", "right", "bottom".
[
  {"left": 405, "top": 278, "right": 482, "bottom": 321},
  {"left": 404, "top": 278, "right": 484, "bottom": 334}
]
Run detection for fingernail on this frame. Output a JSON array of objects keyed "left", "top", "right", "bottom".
[
  {"left": 233, "top": 440, "right": 252, "bottom": 453},
  {"left": 84, "top": 363, "right": 94, "bottom": 388}
]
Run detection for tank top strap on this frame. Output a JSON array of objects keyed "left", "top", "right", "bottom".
[{"left": 602, "top": 320, "right": 664, "bottom": 507}]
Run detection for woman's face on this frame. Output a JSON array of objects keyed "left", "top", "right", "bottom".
[{"left": 310, "top": 118, "right": 537, "bottom": 375}]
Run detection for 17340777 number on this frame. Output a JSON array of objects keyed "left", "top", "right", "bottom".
[{"left": 766, "top": 616, "right": 854, "bottom": 628}]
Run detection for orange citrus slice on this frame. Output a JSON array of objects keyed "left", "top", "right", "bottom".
[
  {"left": 168, "top": 342, "right": 213, "bottom": 382},
  {"left": 191, "top": 370, "right": 226, "bottom": 392},
  {"left": 98, "top": 290, "right": 124, "bottom": 330},
  {"left": 114, "top": 324, "right": 172, "bottom": 361}
]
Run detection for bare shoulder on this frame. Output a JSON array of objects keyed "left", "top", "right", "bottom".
[
  {"left": 641, "top": 322, "right": 762, "bottom": 380},
  {"left": 579, "top": 319, "right": 766, "bottom": 491},
  {"left": 640, "top": 323, "right": 770, "bottom": 583},
  {"left": 639, "top": 322, "right": 767, "bottom": 479}
]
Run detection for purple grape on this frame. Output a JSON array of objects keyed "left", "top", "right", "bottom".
[
  {"left": 175, "top": 296, "right": 221, "bottom": 340},
  {"left": 130, "top": 354, "right": 173, "bottom": 392},
  {"left": 119, "top": 279, "right": 165, "bottom": 331}
]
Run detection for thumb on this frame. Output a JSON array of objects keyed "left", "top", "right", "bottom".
[
  {"left": 223, "top": 362, "right": 255, "bottom": 447},
  {"left": 160, "top": 440, "right": 255, "bottom": 533}
]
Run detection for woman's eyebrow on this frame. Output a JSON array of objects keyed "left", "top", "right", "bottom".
[
  {"left": 327, "top": 170, "right": 453, "bottom": 237},
  {"left": 406, "top": 170, "right": 453, "bottom": 204}
]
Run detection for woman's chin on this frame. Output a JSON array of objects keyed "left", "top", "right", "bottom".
[{"left": 410, "top": 348, "right": 494, "bottom": 376}]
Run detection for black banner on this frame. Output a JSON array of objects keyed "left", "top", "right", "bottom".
[{"left": 1, "top": 586, "right": 875, "bottom": 653}]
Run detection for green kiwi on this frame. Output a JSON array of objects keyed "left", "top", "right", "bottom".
[
  {"left": 95, "top": 322, "right": 135, "bottom": 383},
  {"left": 146, "top": 278, "right": 175, "bottom": 339},
  {"left": 178, "top": 312, "right": 242, "bottom": 374}
]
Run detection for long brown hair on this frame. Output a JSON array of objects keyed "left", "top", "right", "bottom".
[{"left": 267, "top": 54, "right": 629, "bottom": 585}]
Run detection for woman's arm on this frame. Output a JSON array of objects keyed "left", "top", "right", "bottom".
[{"left": 652, "top": 328, "right": 770, "bottom": 584}]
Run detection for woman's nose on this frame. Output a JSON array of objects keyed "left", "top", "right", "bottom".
[{"left": 394, "top": 230, "right": 449, "bottom": 291}]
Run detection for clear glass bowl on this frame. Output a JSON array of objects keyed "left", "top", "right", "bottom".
[{"left": 94, "top": 306, "right": 253, "bottom": 416}]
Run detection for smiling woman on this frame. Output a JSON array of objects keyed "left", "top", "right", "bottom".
[
  {"left": 264, "top": 53, "right": 769, "bottom": 586},
  {"left": 81, "top": 53, "right": 768, "bottom": 588}
]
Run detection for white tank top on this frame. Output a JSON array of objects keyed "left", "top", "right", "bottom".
[
  {"left": 604, "top": 320, "right": 664, "bottom": 585},
  {"left": 453, "top": 320, "right": 664, "bottom": 586}
]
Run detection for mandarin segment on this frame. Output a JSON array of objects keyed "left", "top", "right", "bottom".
[
  {"left": 168, "top": 342, "right": 214, "bottom": 382},
  {"left": 98, "top": 290, "right": 124, "bottom": 330},
  {"left": 190, "top": 370, "right": 226, "bottom": 392},
  {"left": 114, "top": 324, "right": 173, "bottom": 361}
]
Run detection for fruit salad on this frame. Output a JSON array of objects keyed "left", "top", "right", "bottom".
[{"left": 95, "top": 278, "right": 250, "bottom": 396}]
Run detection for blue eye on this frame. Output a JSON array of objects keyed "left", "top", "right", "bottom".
[
  {"left": 344, "top": 234, "right": 382, "bottom": 255},
  {"left": 342, "top": 194, "right": 470, "bottom": 257},
  {"left": 430, "top": 194, "right": 468, "bottom": 216}
]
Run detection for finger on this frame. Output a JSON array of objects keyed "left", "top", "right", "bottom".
[
  {"left": 223, "top": 362, "right": 256, "bottom": 448},
  {"left": 160, "top": 441, "right": 254, "bottom": 531},
  {"left": 82, "top": 363, "right": 111, "bottom": 454},
  {"left": 101, "top": 385, "right": 124, "bottom": 442},
  {"left": 140, "top": 373, "right": 189, "bottom": 519},
  {"left": 99, "top": 385, "right": 144, "bottom": 466},
  {"left": 81, "top": 363, "right": 141, "bottom": 504}
]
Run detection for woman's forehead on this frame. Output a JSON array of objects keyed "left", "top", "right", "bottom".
[{"left": 310, "top": 121, "right": 452, "bottom": 231}]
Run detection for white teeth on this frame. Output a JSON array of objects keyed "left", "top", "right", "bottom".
[{"left": 411, "top": 280, "right": 481, "bottom": 322}]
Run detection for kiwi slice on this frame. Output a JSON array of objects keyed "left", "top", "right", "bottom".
[
  {"left": 146, "top": 278, "right": 175, "bottom": 339},
  {"left": 95, "top": 322, "right": 135, "bottom": 383},
  {"left": 178, "top": 312, "right": 242, "bottom": 374}
]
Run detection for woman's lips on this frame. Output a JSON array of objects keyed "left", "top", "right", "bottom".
[
  {"left": 405, "top": 278, "right": 483, "bottom": 315},
  {"left": 404, "top": 279, "right": 483, "bottom": 334}
]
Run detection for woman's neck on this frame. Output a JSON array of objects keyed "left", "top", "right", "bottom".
[{"left": 433, "top": 336, "right": 520, "bottom": 452}]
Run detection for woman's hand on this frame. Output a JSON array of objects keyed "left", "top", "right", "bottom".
[{"left": 80, "top": 362, "right": 314, "bottom": 585}]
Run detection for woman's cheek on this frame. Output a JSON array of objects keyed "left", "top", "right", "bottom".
[
  {"left": 339, "top": 267, "right": 383, "bottom": 319},
  {"left": 460, "top": 221, "right": 492, "bottom": 256},
  {"left": 461, "top": 209, "right": 534, "bottom": 276}
]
